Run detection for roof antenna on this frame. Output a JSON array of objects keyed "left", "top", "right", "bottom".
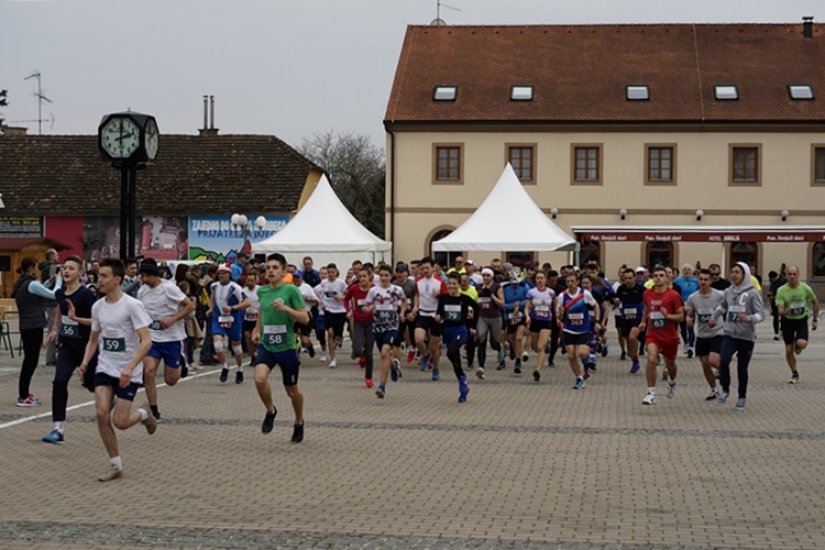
[
  {"left": 23, "top": 71, "right": 52, "bottom": 135},
  {"left": 431, "top": 0, "right": 460, "bottom": 26}
]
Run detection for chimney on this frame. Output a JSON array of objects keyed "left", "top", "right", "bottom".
[
  {"left": 202, "top": 95, "right": 208, "bottom": 129},
  {"left": 210, "top": 95, "right": 216, "bottom": 129},
  {"left": 803, "top": 16, "right": 814, "bottom": 39},
  {"left": 199, "top": 94, "right": 219, "bottom": 136},
  {"left": 1, "top": 126, "right": 28, "bottom": 137}
]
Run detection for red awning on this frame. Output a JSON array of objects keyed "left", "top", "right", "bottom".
[{"left": 572, "top": 227, "right": 825, "bottom": 243}]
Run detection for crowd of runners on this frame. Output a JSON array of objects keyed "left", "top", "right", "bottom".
[{"left": 9, "top": 249, "right": 820, "bottom": 481}]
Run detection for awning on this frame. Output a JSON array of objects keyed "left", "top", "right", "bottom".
[{"left": 571, "top": 226, "right": 825, "bottom": 243}]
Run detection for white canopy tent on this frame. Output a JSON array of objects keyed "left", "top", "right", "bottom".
[
  {"left": 253, "top": 175, "right": 391, "bottom": 267},
  {"left": 432, "top": 164, "right": 576, "bottom": 252}
]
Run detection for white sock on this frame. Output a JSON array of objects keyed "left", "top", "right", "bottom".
[
  {"left": 137, "top": 408, "right": 149, "bottom": 422},
  {"left": 237, "top": 364, "right": 243, "bottom": 372},
  {"left": 222, "top": 363, "right": 229, "bottom": 370},
  {"left": 648, "top": 387, "right": 656, "bottom": 395},
  {"left": 110, "top": 456, "right": 123, "bottom": 470},
  {"left": 668, "top": 377, "right": 676, "bottom": 385},
  {"left": 54, "top": 421, "right": 64, "bottom": 433}
]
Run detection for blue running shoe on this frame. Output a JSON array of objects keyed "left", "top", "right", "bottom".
[
  {"left": 432, "top": 368, "right": 441, "bottom": 381},
  {"left": 630, "top": 361, "right": 640, "bottom": 374},
  {"left": 573, "top": 377, "right": 586, "bottom": 390},
  {"left": 42, "top": 429, "right": 64, "bottom": 444},
  {"left": 390, "top": 359, "right": 400, "bottom": 382},
  {"left": 496, "top": 359, "right": 507, "bottom": 371},
  {"left": 419, "top": 354, "right": 430, "bottom": 372},
  {"left": 376, "top": 384, "right": 386, "bottom": 399},
  {"left": 601, "top": 343, "right": 609, "bottom": 357},
  {"left": 458, "top": 374, "right": 469, "bottom": 403}
]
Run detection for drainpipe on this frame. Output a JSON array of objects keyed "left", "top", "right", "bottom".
[{"left": 388, "top": 127, "right": 396, "bottom": 262}]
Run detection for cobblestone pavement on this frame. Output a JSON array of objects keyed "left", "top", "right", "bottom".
[{"left": 0, "top": 323, "right": 823, "bottom": 549}]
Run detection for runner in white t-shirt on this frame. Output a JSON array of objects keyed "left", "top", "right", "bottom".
[
  {"left": 407, "top": 257, "right": 447, "bottom": 377},
  {"left": 137, "top": 258, "right": 195, "bottom": 421},
  {"left": 243, "top": 275, "right": 261, "bottom": 367},
  {"left": 78, "top": 259, "right": 155, "bottom": 482},
  {"left": 317, "top": 264, "right": 348, "bottom": 368}
]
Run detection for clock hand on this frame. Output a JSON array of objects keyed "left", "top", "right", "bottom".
[{"left": 115, "top": 132, "right": 135, "bottom": 142}]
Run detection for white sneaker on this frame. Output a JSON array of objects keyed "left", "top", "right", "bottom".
[
  {"left": 329, "top": 359, "right": 337, "bottom": 369},
  {"left": 320, "top": 353, "right": 329, "bottom": 362},
  {"left": 642, "top": 392, "right": 656, "bottom": 405}
]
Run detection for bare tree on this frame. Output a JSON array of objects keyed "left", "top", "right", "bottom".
[
  {"left": 0, "top": 89, "right": 8, "bottom": 128},
  {"left": 299, "top": 131, "right": 385, "bottom": 237}
]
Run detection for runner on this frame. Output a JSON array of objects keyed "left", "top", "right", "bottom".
[
  {"left": 474, "top": 267, "right": 504, "bottom": 379},
  {"left": 364, "top": 265, "right": 407, "bottom": 398},
  {"left": 208, "top": 264, "right": 251, "bottom": 383},
  {"left": 435, "top": 273, "right": 479, "bottom": 402},
  {"left": 775, "top": 265, "right": 819, "bottom": 384},
  {"left": 243, "top": 273, "right": 261, "bottom": 366},
  {"left": 674, "top": 263, "right": 699, "bottom": 357},
  {"left": 581, "top": 275, "right": 609, "bottom": 376},
  {"left": 394, "top": 263, "right": 417, "bottom": 366},
  {"left": 612, "top": 265, "right": 628, "bottom": 361},
  {"left": 252, "top": 253, "right": 308, "bottom": 443},
  {"left": 556, "top": 273, "right": 599, "bottom": 390},
  {"left": 317, "top": 264, "right": 348, "bottom": 368},
  {"left": 407, "top": 257, "right": 447, "bottom": 380},
  {"left": 313, "top": 265, "right": 329, "bottom": 361},
  {"left": 137, "top": 258, "right": 195, "bottom": 420},
  {"left": 638, "top": 267, "right": 684, "bottom": 405},
  {"left": 710, "top": 262, "right": 764, "bottom": 411},
  {"left": 41, "top": 256, "right": 97, "bottom": 443},
  {"left": 345, "top": 269, "right": 376, "bottom": 388},
  {"left": 766, "top": 270, "right": 787, "bottom": 341},
  {"left": 524, "top": 270, "right": 555, "bottom": 382},
  {"left": 77, "top": 258, "right": 156, "bottom": 481},
  {"left": 292, "top": 271, "right": 318, "bottom": 357},
  {"left": 684, "top": 269, "right": 725, "bottom": 401},
  {"left": 459, "top": 272, "right": 479, "bottom": 371},
  {"left": 501, "top": 266, "right": 529, "bottom": 374}
]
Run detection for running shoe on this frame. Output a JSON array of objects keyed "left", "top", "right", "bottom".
[
  {"left": 496, "top": 359, "right": 506, "bottom": 371},
  {"left": 329, "top": 359, "right": 337, "bottom": 369},
  {"left": 589, "top": 363, "right": 597, "bottom": 372},
  {"left": 789, "top": 372, "right": 800, "bottom": 384},
  {"left": 16, "top": 395, "right": 41, "bottom": 407},
  {"left": 533, "top": 370, "right": 540, "bottom": 383},
  {"left": 141, "top": 403, "right": 158, "bottom": 435},
  {"left": 219, "top": 368, "right": 229, "bottom": 383},
  {"left": 390, "top": 360, "right": 400, "bottom": 382},
  {"left": 431, "top": 368, "right": 440, "bottom": 381},
  {"left": 358, "top": 356, "right": 366, "bottom": 369},
  {"left": 667, "top": 381, "right": 676, "bottom": 399},
  {"left": 620, "top": 351, "right": 627, "bottom": 361},
  {"left": 181, "top": 363, "right": 189, "bottom": 378},
  {"left": 262, "top": 408, "right": 277, "bottom": 433},
  {"left": 514, "top": 360, "right": 522, "bottom": 375},
  {"left": 476, "top": 367, "right": 486, "bottom": 380},
  {"left": 630, "top": 361, "right": 640, "bottom": 374},
  {"left": 307, "top": 345, "right": 315, "bottom": 358},
  {"left": 41, "top": 429, "right": 64, "bottom": 444},
  {"left": 98, "top": 464, "right": 123, "bottom": 482},
  {"left": 458, "top": 374, "right": 469, "bottom": 403},
  {"left": 735, "top": 398, "right": 746, "bottom": 411},
  {"left": 235, "top": 370, "right": 244, "bottom": 384},
  {"left": 772, "top": 334, "right": 780, "bottom": 341},
  {"left": 573, "top": 377, "right": 586, "bottom": 390},
  {"left": 601, "top": 343, "right": 609, "bottom": 357},
  {"left": 419, "top": 354, "right": 430, "bottom": 372},
  {"left": 794, "top": 346, "right": 802, "bottom": 356},
  {"left": 521, "top": 351, "right": 529, "bottom": 362},
  {"left": 291, "top": 422, "right": 304, "bottom": 443},
  {"left": 406, "top": 348, "right": 416, "bottom": 364},
  {"left": 365, "top": 379, "right": 374, "bottom": 389},
  {"left": 686, "top": 348, "right": 694, "bottom": 359},
  {"left": 642, "top": 392, "right": 655, "bottom": 405},
  {"left": 320, "top": 353, "right": 329, "bottom": 362},
  {"left": 715, "top": 391, "right": 729, "bottom": 406},
  {"left": 583, "top": 367, "right": 591, "bottom": 381},
  {"left": 376, "top": 384, "right": 386, "bottom": 399},
  {"left": 547, "top": 360, "right": 555, "bottom": 368},
  {"left": 706, "top": 389, "right": 720, "bottom": 401}
]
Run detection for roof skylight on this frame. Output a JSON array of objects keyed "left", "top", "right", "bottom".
[
  {"left": 626, "top": 85, "right": 650, "bottom": 101},
  {"left": 510, "top": 86, "right": 534, "bottom": 101},
  {"left": 789, "top": 85, "right": 814, "bottom": 100},
  {"left": 714, "top": 85, "right": 739, "bottom": 100},
  {"left": 433, "top": 86, "right": 457, "bottom": 101}
]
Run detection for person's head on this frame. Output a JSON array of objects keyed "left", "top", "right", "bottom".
[
  {"left": 651, "top": 266, "right": 668, "bottom": 288},
  {"left": 378, "top": 264, "right": 393, "bottom": 285},
  {"left": 91, "top": 260, "right": 101, "bottom": 273},
  {"left": 681, "top": 263, "right": 694, "bottom": 277},
  {"left": 174, "top": 263, "right": 189, "bottom": 284},
  {"left": 547, "top": 269, "right": 559, "bottom": 286},
  {"left": 351, "top": 260, "right": 363, "bottom": 273},
  {"left": 560, "top": 265, "right": 573, "bottom": 277},
  {"left": 124, "top": 258, "right": 138, "bottom": 278},
  {"left": 302, "top": 256, "right": 314, "bottom": 271},
  {"left": 61, "top": 255, "right": 84, "bottom": 284},
  {"left": 319, "top": 266, "right": 328, "bottom": 280},
  {"left": 768, "top": 270, "right": 779, "bottom": 281},
  {"left": 664, "top": 265, "right": 675, "bottom": 282},
  {"left": 326, "top": 263, "right": 338, "bottom": 280},
  {"left": 237, "top": 252, "right": 249, "bottom": 265},
  {"left": 617, "top": 264, "right": 627, "bottom": 279},
  {"left": 730, "top": 263, "right": 747, "bottom": 285},
  {"left": 535, "top": 270, "right": 547, "bottom": 289},
  {"left": 786, "top": 265, "right": 800, "bottom": 285},
  {"left": 447, "top": 272, "right": 461, "bottom": 294},
  {"left": 525, "top": 263, "right": 536, "bottom": 278},
  {"left": 465, "top": 259, "right": 476, "bottom": 274},
  {"left": 246, "top": 267, "right": 258, "bottom": 288},
  {"left": 481, "top": 267, "right": 495, "bottom": 285},
  {"left": 357, "top": 268, "right": 371, "bottom": 287},
  {"left": 138, "top": 258, "right": 162, "bottom": 287},
  {"left": 217, "top": 263, "right": 232, "bottom": 282},
  {"left": 19, "top": 256, "right": 38, "bottom": 275},
  {"left": 565, "top": 272, "right": 578, "bottom": 291},
  {"left": 206, "top": 263, "right": 218, "bottom": 278},
  {"left": 490, "top": 258, "right": 502, "bottom": 271},
  {"left": 266, "top": 253, "right": 287, "bottom": 283},
  {"left": 580, "top": 274, "right": 593, "bottom": 291},
  {"left": 190, "top": 264, "right": 202, "bottom": 277},
  {"left": 453, "top": 256, "right": 465, "bottom": 270},
  {"left": 292, "top": 271, "right": 303, "bottom": 287},
  {"left": 635, "top": 266, "right": 648, "bottom": 281},
  {"left": 45, "top": 248, "right": 58, "bottom": 262},
  {"left": 623, "top": 268, "right": 636, "bottom": 287},
  {"left": 409, "top": 260, "right": 420, "bottom": 277},
  {"left": 708, "top": 263, "right": 722, "bottom": 281},
  {"left": 286, "top": 264, "right": 296, "bottom": 275},
  {"left": 585, "top": 262, "right": 599, "bottom": 276},
  {"left": 99, "top": 258, "right": 125, "bottom": 294},
  {"left": 698, "top": 268, "right": 712, "bottom": 290},
  {"left": 394, "top": 262, "right": 408, "bottom": 280},
  {"left": 363, "top": 262, "right": 375, "bottom": 275},
  {"left": 419, "top": 256, "right": 434, "bottom": 278},
  {"left": 460, "top": 272, "right": 471, "bottom": 289}
]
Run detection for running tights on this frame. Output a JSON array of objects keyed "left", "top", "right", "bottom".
[
  {"left": 19, "top": 328, "right": 43, "bottom": 400},
  {"left": 718, "top": 336, "right": 755, "bottom": 399},
  {"left": 352, "top": 320, "right": 375, "bottom": 379},
  {"left": 52, "top": 352, "right": 77, "bottom": 422},
  {"left": 446, "top": 336, "right": 466, "bottom": 380}
]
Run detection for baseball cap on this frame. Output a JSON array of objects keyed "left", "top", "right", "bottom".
[
  {"left": 395, "top": 262, "right": 408, "bottom": 272},
  {"left": 465, "top": 259, "right": 474, "bottom": 266},
  {"left": 293, "top": 270, "right": 304, "bottom": 278},
  {"left": 217, "top": 264, "right": 231, "bottom": 273},
  {"left": 635, "top": 266, "right": 647, "bottom": 273}
]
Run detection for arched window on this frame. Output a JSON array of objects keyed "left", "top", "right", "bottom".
[
  {"left": 811, "top": 242, "right": 825, "bottom": 278},
  {"left": 579, "top": 240, "right": 601, "bottom": 267},
  {"left": 646, "top": 241, "right": 673, "bottom": 270},
  {"left": 729, "top": 242, "right": 759, "bottom": 275},
  {"left": 429, "top": 230, "right": 461, "bottom": 270}
]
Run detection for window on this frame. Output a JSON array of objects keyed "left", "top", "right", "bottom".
[
  {"left": 429, "top": 229, "right": 460, "bottom": 269},
  {"left": 812, "top": 242, "right": 825, "bottom": 278},
  {"left": 730, "top": 145, "right": 761, "bottom": 185},
  {"left": 507, "top": 144, "right": 536, "bottom": 183},
  {"left": 505, "top": 251, "right": 536, "bottom": 269},
  {"left": 433, "top": 86, "right": 457, "bottom": 101},
  {"left": 433, "top": 144, "right": 462, "bottom": 183},
  {"left": 579, "top": 240, "right": 602, "bottom": 267},
  {"left": 814, "top": 146, "right": 825, "bottom": 184},
  {"left": 646, "top": 241, "right": 673, "bottom": 271},
  {"left": 572, "top": 145, "right": 602, "bottom": 184},
  {"left": 789, "top": 85, "right": 814, "bottom": 100},
  {"left": 646, "top": 145, "right": 676, "bottom": 184},
  {"left": 510, "top": 86, "right": 533, "bottom": 101},
  {"left": 714, "top": 85, "right": 739, "bottom": 100},
  {"left": 626, "top": 85, "right": 649, "bottom": 100},
  {"left": 729, "top": 242, "right": 758, "bottom": 275}
]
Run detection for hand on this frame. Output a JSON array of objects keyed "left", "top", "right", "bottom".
[
  {"left": 737, "top": 313, "right": 749, "bottom": 322},
  {"left": 687, "top": 318, "right": 694, "bottom": 327},
  {"left": 66, "top": 299, "right": 79, "bottom": 321},
  {"left": 346, "top": 311, "right": 353, "bottom": 321},
  {"left": 469, "top": 328, "right": 476, "bottom": 337},
  {"left": 119, "top": 369, "right": 133, "bottom": 388},
  {"left": 272, "top": 299, "right": 287, "bottom": 312},
  {"left": 406, "top": 311, "right": 416, "bottom": 322},
  {"left": 434, "top": 314, "right": 442, "bottom": 323},
  {"left": 161, "top": 316, "right": 176, "bottom": 329},
  {"left": 77, "top": 363, "right": 87, "bottom": 379},
  {"left": 708, "top": 319, "right": 716, "bottom": 328},
  {"left": 252, "top": 331, "right": 260, "bottom": 345},
  {"left": 639, "top": 322, "right": 647, "bottom": 331},
  {"left": 206, "top": 309, "right": 213, "bottom": 318},
  {"left": 221, "top": 306, "right": 232, "bottom": 314},
  {"left": 812, "top": 319, "right": 818, "bottom": 331},
  {"left": 431, "top": 289, "right": 440, "bottom": 297},
  {"left": 43, "top": 331, "right": 57, "bottom": 348}
]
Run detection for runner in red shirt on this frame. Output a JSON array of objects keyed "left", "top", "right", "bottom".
[
  {"left": 344, "top": 269, "right": 375, "bottom": 387},
  {"left": 639, "top": 266, "right": 684, "bottom": 405}
]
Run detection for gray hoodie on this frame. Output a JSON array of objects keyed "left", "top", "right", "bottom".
[{"left": 712, "top": 262, "right": 764, "bottom": 342}]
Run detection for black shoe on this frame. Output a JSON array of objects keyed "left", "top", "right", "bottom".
[
  {"left": 219, "top": 368, "right": 229, "bottom": 383},
  {"left": 262, "top": 408, "right": 277, "bottom": 434},
  {"left": 181, "top": 363, "right": 189, "bottom": 378},
  {"left": 620, "top": 351, "right": 627, "bottom": 361},
  {"left": 291, "top": 421, "right": 304, "bottom": 443},
  {"left": 235, "top": 370, "right": 244, "bottom": 384},
  {"left": 514, "top": 360, "right": 522, "bottom": 375},
  {"left": 533, "top": 370, "right": 540, "bottom": 382},
  {"left": 307, "top": 346, "right": 315, "bottom": 358}
]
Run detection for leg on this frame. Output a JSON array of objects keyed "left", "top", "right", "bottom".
[
  {"left": 213, "top": 334, "right": 226, "bottom": 365},
  {"left": 364, "top": 325, "right": 375, "bottom": 380},
  {"left": 627, "top": 327, "right": 640, "bottom": 362},
  {"left": 645, "top": 343, "right": 660, "bottom": 389},
  {"left": 230, "top": 340, "right": 244, "bottom": 368},
  {"left": 326, "top": 326, "right": 337, "bottom": 361},
  {"left": 45, "top": 307, "right": 57, "bottom": 364},
  {"left": 534, "top": 330, "right": 550, "bottom": 373},
  {"left": 784, "top": 345, "right": 797, "bottom": 374},
  {"left": 566, "top": 344, "right": 581, "bottom": 377},
  {"left": 735, "top": 340, "right": 755, "bottom": 399},
  {"left": 111, "top": 396, "right": 144, "bottom": 431},
  {"left": 254, "top": 363, "right": 274, "bottom": 411},
  {"left": 699, "top": 356, "right": 717, "bottom": 389},
  {"left": 285, "top": 384, "right": 304, "bottom": 424},
  {"left": 164, "top": 362, "right": 182, "bottom": 386},
  {"left": 94, "top": 385, "right": 119, "bottom": 458},
  {"left": 718, "top": 337, "right": 736, "bottom": 394},
  {"left": 429, "top": 334, "right": 442, "bottom": 369},
  {"left": 379, "top": 343, "right": 392, "bottom": 386},
  {"left": 414, "top": 327, "right": 428, "bottom": 357},
  {"left": 18, "top": 328, "right": 43, "bottom": 400},
  {"left": 143, "top": 355, "right": 160, "bottom": 408},
  {"left": 51, "top": 352, "right": 76, "bottom": 423}
]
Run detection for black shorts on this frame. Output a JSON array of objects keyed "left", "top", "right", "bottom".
[
  {"left": 294, "top": 321, "right": 312, "bottom": 337},
  {"left": 529, "top": 320, "right": 553, "bottom": 333},
  {"left": 694, "top": 335, "right": 722, "bottom": 357},
  {"left": 781, "top": 317, "right": 809, "bottom": 346},
  {"left": 562, "top": 332, "right": 590, "bottom": 347},
  {"left": 619, "top": 318, "right": 642, "bottom": 338},
  {"left": 414, "top": 314, "right": 443, "bottom": 337},
  {"left": 243, "top": 320, "right": 257, "bottom": 333},
  {"left": 255, "top": 346, "right": 301, "bottom": 387},
  {"left": 506, "top": 318, "right": 526, "bottom": 334},
  {"left": 94, "top": 372, "right": 140, "bottom": 401},
  {"left": 325, "top": 312, "right": 347, "bottom": 338}
]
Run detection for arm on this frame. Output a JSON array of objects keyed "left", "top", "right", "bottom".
[
  {"left": 812, "top": 295, "right": 820, "bottom": 330},
  {"left": 638, "top": 302, "right": 649, "bottom": 332},
  {"left": 491, "top": 286, "right": 505, "bottom": 308},
  {"left": 162, "top": 296, "right": 196, "bottom": 328},
  {"left": 45, "top": 305, "right": 61, "bottom": 346},
  {"left": 77, "top": 330, "right": 100, "bottom": 378},
  {"left": 28, "top": 278, "right": 63, "bottom": 300}
]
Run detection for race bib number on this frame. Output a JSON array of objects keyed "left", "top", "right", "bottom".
[
  {"left": 697, "top": 308, "right": 714, "bottom": 323},
  {"left": 60, "top": 319, "right": 80, "bottom": 339},
  {"left": 263, "top": 324, "right": 288, "bottom": 346},
  {"left": 150, "top": 320, "right": 164, "bottom": 331},
  {"left": 324, "top": 291, "right": 336, "bottom": 298},
  {"left": 478, "top": 297, "right": 491, "bottom": 310},
  {"left": 245, "top": 312, "right": 258, "bottom": 321},
  {"left": 218, "top": 315, "right": 234, "bottom": 326},
  {"left": 444, "top": 304, "right": 462, "bottom": 322},
  {"left": 623, "top": 308, "right": 638, "bottom": 320},
  {"left": 102, "top": 336, "right": 125, "bottom": 352},
  {"left": 790, "top": 302, "right": 805, "bottom": 316},
  {"left": 727, "top": 305, "right": 745, "bottom": 322},
  {"left": 567, "top": 312, "right": 584, "bottom": 326},
  {"left": 375, "top": 304, "right": 397, "bottom": 323},
  {"left": 533, "top": 305, "right": 550, "bottom": 319},
  {"left": 650, "top": 311, "right": 667, "bottom": 329},
  {"left": 356, "top": 299, "right": 366, "bottom": 311}
]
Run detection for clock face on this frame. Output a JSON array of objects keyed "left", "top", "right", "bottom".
[
  {"left": 101, "top": 117, "right": 140, "bottom": 159},
  {"left": 144, "top": 119, "right": 158, "bottom": 160}
]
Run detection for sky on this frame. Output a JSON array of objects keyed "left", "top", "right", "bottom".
[{"left": 1, "top": 0, "right": 822, "bottom": 150}]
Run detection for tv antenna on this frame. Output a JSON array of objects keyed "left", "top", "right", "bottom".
[
  {"left": 431, "top": 0, "right": 460, "bottom": 26},
  {"left": 23, "top": 71, "right": 53, "bottom": 135}
]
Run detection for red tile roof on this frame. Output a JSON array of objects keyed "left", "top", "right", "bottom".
[{"left": 385, "top": 23, "right": 825, "bottom": 124}]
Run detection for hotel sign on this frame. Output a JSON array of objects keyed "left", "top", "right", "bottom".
[{"left": 577, "top": 231, "right": 825, "bottom": 243}]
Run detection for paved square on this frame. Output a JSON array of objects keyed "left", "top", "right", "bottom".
[{"left": 1, "top": 323, "right": 823, "bottom": 549}]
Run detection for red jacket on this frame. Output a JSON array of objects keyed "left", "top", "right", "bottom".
[{"left": 344, "top": 284, "right": 374, "bottom": 322}]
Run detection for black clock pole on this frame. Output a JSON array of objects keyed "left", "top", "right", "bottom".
[
  {"left": 119, "top": 162, "right": 130, "bottom": 260},
  {"left": 128, "top": 166, "right": 137, "bottom": 258}
]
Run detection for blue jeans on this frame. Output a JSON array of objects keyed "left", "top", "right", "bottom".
[{"left": 718, "top": 336, "right": 754, "bottom": 399}]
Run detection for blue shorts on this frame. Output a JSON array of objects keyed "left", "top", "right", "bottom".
[
  {"left": 94, "top": 372, "right": 140, "bottom": 401},
  {"left": 147, "top": 340, "right": 182, "bottom": 369},
  {"left": 443, "top": 325, "right": 469, "bottom": 345},
  {"left": 316, "top": 313, "right": 326, "bottom": 330},
  {"left": 255, "top": 346, "right": 301, "bottom": 387},
  {"left": 374, "top": 329, "right": 398, "bottom": 349},
  {"left": 212, "top": 316, "right": 243, "bottom": 342}
]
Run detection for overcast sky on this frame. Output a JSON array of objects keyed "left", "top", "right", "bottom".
[{"left": 1, "top": 1, "right": 822, "bottom": 149}]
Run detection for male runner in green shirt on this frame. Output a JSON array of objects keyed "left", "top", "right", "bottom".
[{"left": 775, "top": 265, "right": 819, "bottom": 384}]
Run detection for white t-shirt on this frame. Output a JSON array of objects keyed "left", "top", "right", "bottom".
[
  {"left": 297, "top": 282, "right": 317, "bottom": 305},
  {"left": 318, "top": 279, "right": 348, "bottom": 313},
  {"left": 416, "top": 276, "right": 447, "bottom": 316},
  {"left": 92, "top": 294, "right": 152, "bottom": 383},
  {"left": 137, "top": 279, "right": 187, "bottom": 342},
  {"left": 244, "top": 285, "right": 260, "bottom": 322}
]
